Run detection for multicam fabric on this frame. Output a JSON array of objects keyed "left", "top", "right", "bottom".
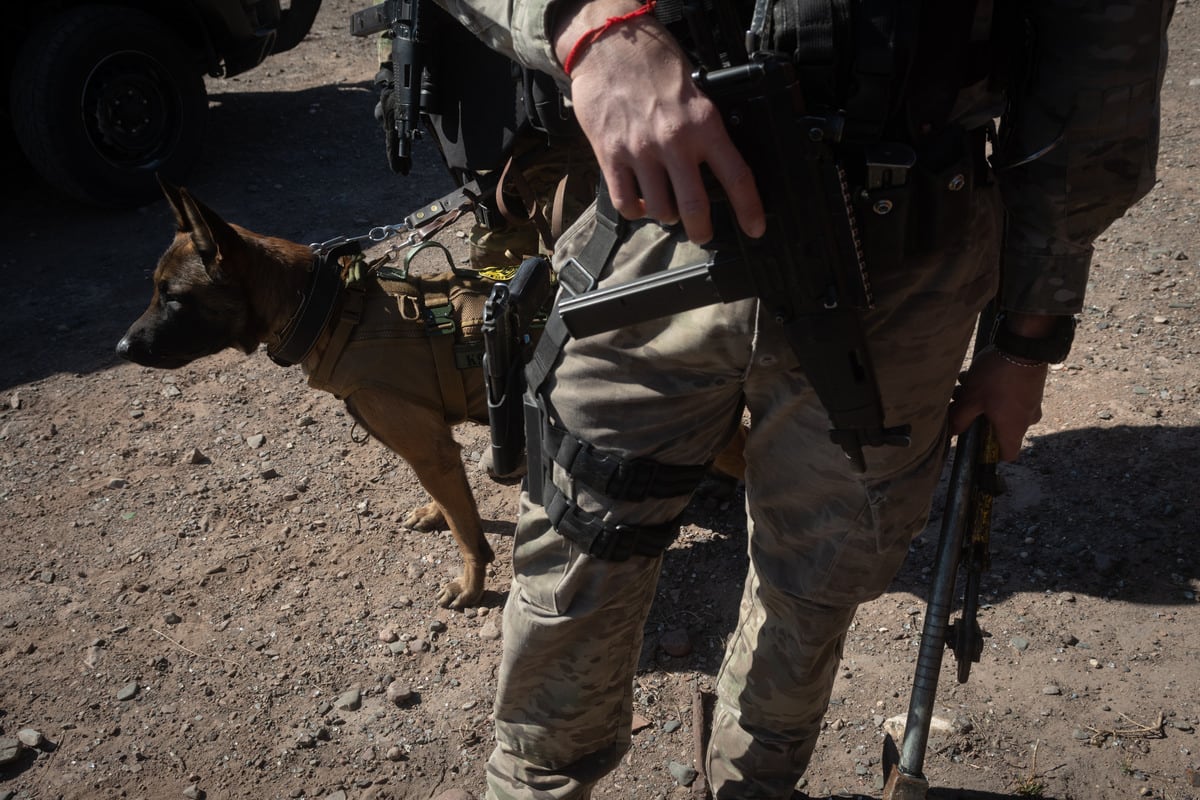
[
  {"left": 418, "top": 0, "right": 1174, "bottom": 798},
  {"left": 486, "top": 187, "right": 1002, "bottom": 799}
]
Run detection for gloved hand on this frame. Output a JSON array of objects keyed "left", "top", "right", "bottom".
[{"left": 373, "top": 62, "right": 408, "bottom": 175}]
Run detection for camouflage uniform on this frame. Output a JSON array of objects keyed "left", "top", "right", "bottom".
[{"left": 427, "top": 0, "right": 1175, "bottom": 797}]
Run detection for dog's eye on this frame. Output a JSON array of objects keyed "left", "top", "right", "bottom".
[{"left": 158, "top": 281, "right": 186, "bottom": 307}]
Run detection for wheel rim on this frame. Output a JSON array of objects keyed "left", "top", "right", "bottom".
[{"left": 82, "top": 50, "right": 184, "bottom": 169}]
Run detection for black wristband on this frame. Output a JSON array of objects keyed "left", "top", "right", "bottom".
[{"left": 993, "top": 314, "right": 1076, "bottom": 364}]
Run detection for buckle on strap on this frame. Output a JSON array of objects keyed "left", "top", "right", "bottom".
[
  {"left": 545, "top": 487, "right": 680, "bottom": 561},
  {"left": 556, "top": 256, "right": 597, "bottom": 297}
]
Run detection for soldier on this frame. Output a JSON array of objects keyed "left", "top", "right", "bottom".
[
  {"left": 422, "top": 0, "right": 1176, "bottom": 797},
  {"left": 370, "top": 0, "right": 599, "bottom": 270}
]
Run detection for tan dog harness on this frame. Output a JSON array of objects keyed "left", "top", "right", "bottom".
[{"left": 306, "top": 265, "right": 493, "bottom": 425}]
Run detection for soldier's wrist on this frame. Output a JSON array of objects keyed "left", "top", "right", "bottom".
[{"left": 993, "top": 312, "right": 1076, "bottom": 365}]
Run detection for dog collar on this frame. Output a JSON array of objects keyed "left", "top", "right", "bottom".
[{"left": 268, "top": 242, "right": 360, "bottom": 367}]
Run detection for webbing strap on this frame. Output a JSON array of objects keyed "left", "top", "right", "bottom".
[
  {"left": 308, "top": 286, "right": 366, "bottom": 387},
  {"left": 543, "top": 424, "right": 711, "bottom": 502},
  {"left": 774, "top": 0, "right": 914, "bottom": 143},
  {"left": 525, "top": 186, "right": 625, "bottom": 394},
  {"left": 545, "top": 484, "right": 683, "bottom": 561},
  {"left": 430, "top": 335, "right": 470, "bottom": 423}
]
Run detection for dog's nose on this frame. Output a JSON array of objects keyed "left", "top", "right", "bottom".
[{"left": 115, "top": 337, "right": 131, "bottom": 359}]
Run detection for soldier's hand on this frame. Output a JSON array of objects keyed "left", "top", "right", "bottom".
[
  {"left": 948, "top": 350, "right": 1048, "bottom": 461},
  {"left": 552, "top": 0, "right": 765, "bottom": 244}
]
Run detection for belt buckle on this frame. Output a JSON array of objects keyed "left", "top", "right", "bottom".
[{"left": 591, "top": 525, "right": 635, "bottom": 562}]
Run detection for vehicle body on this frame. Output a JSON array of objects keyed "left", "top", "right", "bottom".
[{"left": 4, "top": 0, "right": 323, "bottom": 207}]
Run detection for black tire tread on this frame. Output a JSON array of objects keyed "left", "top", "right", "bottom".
[{"left": 10, "top": 5, "right": 208, "bottom": 207}]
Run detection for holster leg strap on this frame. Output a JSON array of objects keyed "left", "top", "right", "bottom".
[
  {"left": 542, "top": 424, "right": 711, "bottom": 502},
  {"left": 544, "top": 485, "right": 684, "bottom": 561}
]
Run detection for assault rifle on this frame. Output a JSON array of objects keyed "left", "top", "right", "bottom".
[
  {"left": 351, "top": 0, "right": 427, "bottom": 175},
  {"left": 557, "top": 53, "right": 911, "bottom": 470},
  {"left": 883, "top": 310, "right": 1001, "bottom": 800}
]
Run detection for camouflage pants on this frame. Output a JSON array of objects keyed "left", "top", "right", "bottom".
[{"left": 485, "top": 187, "right": 1002, "bottom": 800}]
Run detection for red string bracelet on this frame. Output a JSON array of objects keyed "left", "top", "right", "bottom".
[{"left": 563, "top": 0, "right": 657, "bottom": 77}]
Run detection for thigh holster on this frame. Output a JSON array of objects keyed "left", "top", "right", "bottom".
[{"left": 519, "top": 188, "right": 710, "bottom": 561}]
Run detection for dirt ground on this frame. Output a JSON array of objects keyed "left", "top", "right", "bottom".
[{"left": 1, "top": 3, "right": 1198, "bottom": 799}]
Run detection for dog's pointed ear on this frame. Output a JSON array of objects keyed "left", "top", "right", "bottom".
[
  {"left": 158, "top": 175, "right": 190, "bottom": 232},
  {"left": 177, "top": 188, "right": 240, "bottom": 270}
]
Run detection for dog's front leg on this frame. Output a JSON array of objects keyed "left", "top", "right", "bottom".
[{"left": 346, "top": 393, "right": 495, "bottom": 608}]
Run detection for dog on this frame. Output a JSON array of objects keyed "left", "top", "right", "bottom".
[{"left": 117, "top": 182, "right": 747, "bottom": 609}]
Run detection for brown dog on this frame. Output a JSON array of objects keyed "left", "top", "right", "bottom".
[
  {"left": 117, "top": 183, "right": 510, "bottom": 608},
  {"left": 118, "top": 183, "right": 747, "bottom": 608}
]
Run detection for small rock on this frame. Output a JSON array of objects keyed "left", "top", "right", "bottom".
[
  {"left": 260, "top": 466, "right": 280, "bottom": 480},
  {"left": 427, "top": 791, "right": 472, "bottom": 800},
  {"left": 479, "top": 620, "right": 501, "bottom": 640},
  {"left": 663, "top": 719, "right": 682, "bottom": 733},
  {"left": 386, "top": 681, "right": 414, "bottom": 706},
  {"left": 0, "top": 738, "right": 23, "bottom": 765},
  {"left": 408, "top": 637, "right": 429, "bottom": 653},
  {"left": 429, "top": 620, "right": 447, "bottom": 633},
  {"left": 659, "top": 628, "right": 692, "bottom": 658},
  {"left": 107, "top": 478, "right": 129, "bottom": 489},
  {"left": 164, "top": 612, "right": 182, "bottom": 625},
  {"left": 246, "top": 434, "right": 266, "bottom": 449},
  {"left": 16, "top": 728, "right": 44, "bottom": 748},
  {"left": 186, "top": 448, "right": 210, "bottom": 465},
  {"left": 668, "top": 761, "right": 698, "bottom": 787},
  {"left": 1011, "top": 636, "right": 1030, "bottom": 651},
  {"left": 385, "top": 745, "right": 406, "bottom": 762},
  {"left": 378, "top": 627, "right": 399, "bottom": 643},
  {"left": 1042, "top": 685, "right": 1062, "bottom": 696},
  {"left": 335, "top": 688, "right": 362, "bottom": 711},
  {"left": 117, "top": 681, "right": 140, "bottom": 701},
  {"left": 182, "top": 784, "right": 206, "bottom": 800}
]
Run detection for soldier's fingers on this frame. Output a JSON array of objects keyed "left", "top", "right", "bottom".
[
  {"left": 706, "top": 139, "right": 764, "bottom": 239},
  {"left": 666, "top": 164, "right": 713, "bottom": 244},
  {"left": 605, "top": 164, "right": 648, "bottom": 222},
  {"left": 635, "top": 166, "right": 680, "bottom": 227}
]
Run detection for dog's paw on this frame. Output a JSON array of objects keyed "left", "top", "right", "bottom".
[
  {"left": 437, "top": 576, "right": 484, "bottom": 609},
  {"left": 403, "top": 502, "right": 447, "bottom": 532}
]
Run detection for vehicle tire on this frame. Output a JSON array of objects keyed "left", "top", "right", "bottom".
[{"left": 10, "top": 6, "right": 208, "bottom": 208}]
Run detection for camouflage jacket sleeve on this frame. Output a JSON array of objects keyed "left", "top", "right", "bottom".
[
  {"left": 994, "top": 0, "right": 1175, "bottom": 316},
  {"left": 433, "top": 0, "right": 565, "bottom": 81}
]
